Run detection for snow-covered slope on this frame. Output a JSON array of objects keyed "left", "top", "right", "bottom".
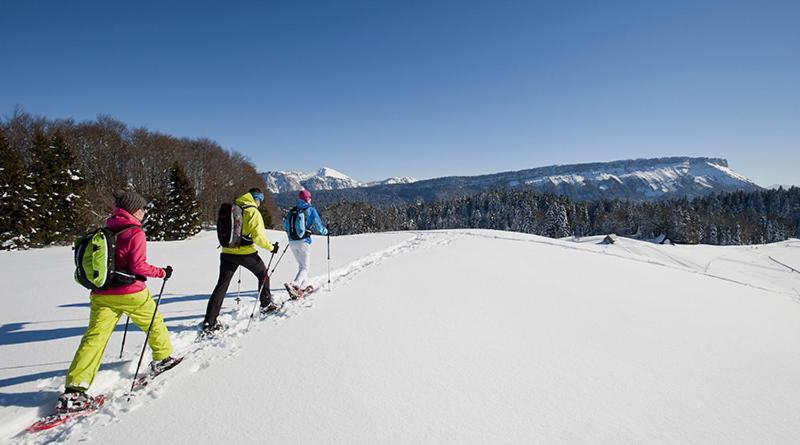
[
  {"left": 2, "top": 231, "right": 800, "bottom": 444},
  {"left": 284, "top": 157, "right": 762, "bottom": 208},
  {"left": 512, "top": 156, "right": 760, "bottom": 198},
  {"left": 261, "top": 168, "right": 417, "bottom": 194}
]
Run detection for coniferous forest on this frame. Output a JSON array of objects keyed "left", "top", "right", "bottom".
[
  {"left": 0, "top": 111, "right": 280, "bottom": 249},
  {"left": 2, "top": 111, "right": 798, "bottom": 250},
  {"left": 323, "top": 187, "right": 800, "bottom": 246}
]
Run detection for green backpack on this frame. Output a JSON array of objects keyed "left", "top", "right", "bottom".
[{"left": 73, "top": 226, "right": 139, "bottom": 290}]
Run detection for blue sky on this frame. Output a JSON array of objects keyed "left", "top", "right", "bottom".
[{"left": 1, "top": 0, "right": 798, "bottom": 185}]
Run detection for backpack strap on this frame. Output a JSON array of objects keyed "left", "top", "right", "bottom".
[
  {"left": 238, "top": 205, "right": 256, "bottom": 246},
  {"left": 113, "top": 224, "right": 141, "bottom": 236},
  {"left": 110, "top": 224, "right": 146, "bottom": 282}
]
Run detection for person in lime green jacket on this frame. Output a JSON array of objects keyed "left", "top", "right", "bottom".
[{"left": 202, "top": 188, "right": 279, "bottom": 335}]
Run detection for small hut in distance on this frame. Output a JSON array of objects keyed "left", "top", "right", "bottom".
[{"left": 600, "top": 234, "right": 617, "bottom": 245}]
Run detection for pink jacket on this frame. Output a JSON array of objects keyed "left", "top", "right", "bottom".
[{"left": 93, "top": 208, "right": 165, "bottom": 295}]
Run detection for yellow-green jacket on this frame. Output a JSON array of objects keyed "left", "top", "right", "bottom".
[{"left": 222, "top": 192, "right": 275, "bottom": 255}]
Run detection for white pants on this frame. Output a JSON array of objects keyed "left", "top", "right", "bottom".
[{"left": 289, "top": 241, "right": 312, "bottom": 288}]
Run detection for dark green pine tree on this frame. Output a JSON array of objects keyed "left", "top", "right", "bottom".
[
  {"left": 50, "top": 132, "right": 87, "bottom": 239},
  {"left": 28, "top": 129, "right": 87, "bottom": 245},
  {"left": 162, "top": 162, "right": 202, "bottom": 241},
  {"left": 28, "top": 128, "right": 51, "bottom": 245},
  {"left": 0, "top": 128, "right": 36, "bottom": 249},
  {"left": 143, "top": 196, "right": 167, "bottom": 241},
  {"left": 542, "top": 198, "right": 571, "bottom": 238}
]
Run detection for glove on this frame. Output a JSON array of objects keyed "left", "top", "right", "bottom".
[
  {"left": 271, "top": 242, "right": 279, "bottom": 254},
  {"left": 163, "top": 266, "right": 173, "bottom": 280}
]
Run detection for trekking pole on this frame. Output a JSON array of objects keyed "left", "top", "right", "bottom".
[
  {"left": 235, "top": 268, "right": 242, "bottom": 305},
  {"left": 269, "top": 243, "right": 290, "bottom": 276},
  {"left": 265, "top": 246, "right": 276, "bottom": 272},
  {"left": 246, "top": 250, "right": 276, "bottom": 331},
  {"left": 327, "top": 233, "right": 331, "bottom": 291},
  {"left": 128, "top": 276, "right": 169, "bottom": 399},
  {"left": 119, "top": 316, "right": 130, "bottom": 358}
]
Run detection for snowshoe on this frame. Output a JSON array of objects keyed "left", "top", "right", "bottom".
[
  {"left": 133, "top": 356, "right": 184, "bottom": 389},
  {"left": 149, "top": 356, "right": 183, "bottom": 375},
  {"left": 27, "top": 393, "right": 106, "bottom": 432},
  {"left": 284, "top": 282, "right": 302, "bottom": 300}
]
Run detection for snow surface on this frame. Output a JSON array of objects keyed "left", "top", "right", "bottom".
[{"left": 2, "top": 231, "right": 800, "bottom": 444}]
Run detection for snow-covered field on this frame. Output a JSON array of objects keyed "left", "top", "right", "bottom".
[{"left": 2, "top": 230, "right": 800, "bottom": 444}]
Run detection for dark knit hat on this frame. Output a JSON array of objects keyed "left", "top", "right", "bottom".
[{"left": 113, "top": 190, "right": 147, "bottom": 214}]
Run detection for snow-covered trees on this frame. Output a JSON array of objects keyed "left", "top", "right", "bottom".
[
  {"left": 0, "top": 128, "right": 36, "bottom": 250},
  {"left": 323, "top": 187, "right": 800, "bottom": 246},
  {"left": 542, "top": 199, "right": 570, "bottom": 238},
  {"left": 0, "top": 111, "right": 279, "bottom": 248},
  {"left": 28, "top": 130, "right": 87, "bottom": 244},
  {"left": 1, "top": 127, "right": 87, "bottom": 248},
  {"left": 146, "top": 163, "right": 202, "bottom": 241}
]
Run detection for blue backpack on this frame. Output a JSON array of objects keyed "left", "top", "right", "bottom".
[{"left": 285, "top": 206, "right": 310, "bottom": 241}]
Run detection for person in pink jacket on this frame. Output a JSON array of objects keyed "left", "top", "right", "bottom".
[{"left": 57, "top": 190, "right": 179, "bottom": 413}]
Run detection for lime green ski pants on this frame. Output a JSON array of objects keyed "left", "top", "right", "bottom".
[{"left": 65, "top": 289, "right": 173, "bottom": 391}]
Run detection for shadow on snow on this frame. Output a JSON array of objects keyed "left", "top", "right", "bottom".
[{"left": 0, "top": 314, "right": 203, "bottom": 347}]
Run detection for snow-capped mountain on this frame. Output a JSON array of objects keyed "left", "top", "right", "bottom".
[
  {"left": 500, "top": 156, "right": 761, "bottom": 199},
  {"left": 262, "top": 167, "right": 417, "bottom": 194},
  {"left": 769, "top": 184, "right": 797, "bottom": 190},
  {"left": 262, "top": 167, "right": 361, "bottom": 193},
  {"left": 273, "top": 157, "right": 762, "bottom": 208},
  {"left": 367, "top": 176, "right": 417, "bottom": 186}
]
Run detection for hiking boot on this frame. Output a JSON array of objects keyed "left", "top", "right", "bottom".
[
  {"left": 199, "top": 321, "right": 224, "bottom": 338},
  {"left": 55, "top": 390, "right": 93, "bottom": 414},
  {"left": 260, "top": 300, "right": 282, "bottom": 315},
  {"left": 149, "top": 356, "right": 182, "bottom": 375}
]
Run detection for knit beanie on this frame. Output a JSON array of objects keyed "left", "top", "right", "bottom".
[
  {"left": 298, "top": 190, "right": 312, "bottom": 202},
  {"left": 113, "top": 190, "right": 147, "bottom": 214}
]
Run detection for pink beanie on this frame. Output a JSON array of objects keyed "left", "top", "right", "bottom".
[{"left": 298, "top": 190, "right": 312, "bottom": 202}]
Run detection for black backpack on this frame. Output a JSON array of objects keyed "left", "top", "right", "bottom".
[{"left": 217, "top": 203, "right": 255, "bottom": 248}]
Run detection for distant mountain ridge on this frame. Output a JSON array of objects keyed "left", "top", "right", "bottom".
[
  {"left": 272, "top": 157, "right": 762, "bottom": 208},
  {"left": 262, "top": 167, "right": 415, "bottom": 194}
]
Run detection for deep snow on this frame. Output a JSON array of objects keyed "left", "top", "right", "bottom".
[{"left": 1, "top": 230, "right": 800, "bottom": 444}]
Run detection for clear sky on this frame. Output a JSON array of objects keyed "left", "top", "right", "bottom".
[{"left": 1, "top": 0, "right": 798, "bottom": 186}]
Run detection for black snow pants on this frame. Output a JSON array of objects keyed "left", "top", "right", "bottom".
[{"left": 204, "top": 253, "right": 272, "bottom": 326}]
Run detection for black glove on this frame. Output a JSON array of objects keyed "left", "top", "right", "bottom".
[
  {"left": 163, "top": 265, "right": 173, "bottom": 280},
  {"left": 271, "top": 242, "right": 279, "bottom": 254}
]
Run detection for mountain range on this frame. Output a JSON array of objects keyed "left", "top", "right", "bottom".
[
  {"left": 262, "top": 167, "right": 416, "bottom": 194},
  {"left": 268, "top": 157, "right": 762, "bottom": 208}
]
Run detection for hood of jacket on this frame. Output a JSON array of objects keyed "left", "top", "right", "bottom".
[{"left": 234, "top": 192, "right": 259, "bottom": 209}]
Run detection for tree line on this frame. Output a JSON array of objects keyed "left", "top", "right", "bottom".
[
  {"left": 0, "top": 110, "right": 279, "bottom": 249},
  {"left": 322, "top": 187, "right": 800, "bottom": 245},
  {"left": 3, "top": 110, "right": 797, "bottom": 249}
]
